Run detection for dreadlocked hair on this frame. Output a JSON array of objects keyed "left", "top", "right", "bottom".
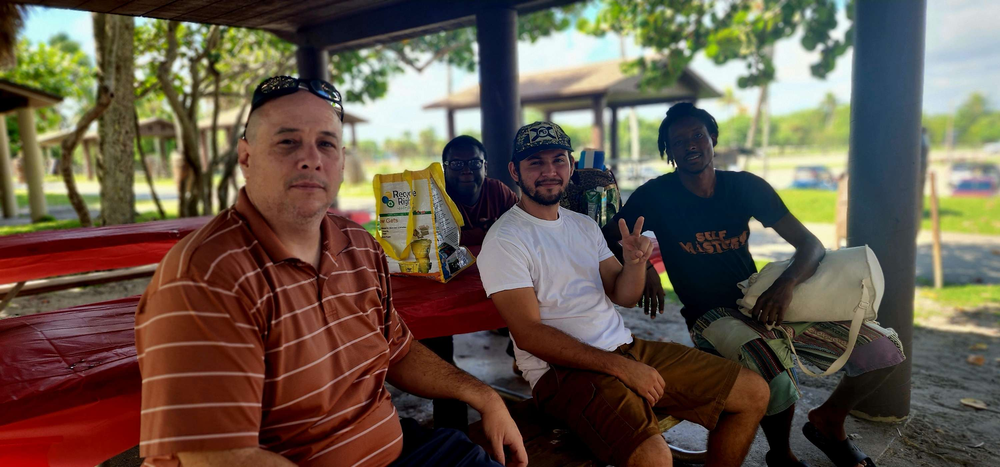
[{"left": 657, "top": 102, "right": 719, "bottom": 166}]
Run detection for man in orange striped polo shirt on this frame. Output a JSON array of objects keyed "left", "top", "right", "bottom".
[{"left": 136, "top": 76, "right": 526, "bottom": 467}]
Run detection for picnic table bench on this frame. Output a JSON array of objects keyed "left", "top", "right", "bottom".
[{"left": 0, "top": 216, "right": 684, "bottom": 466}]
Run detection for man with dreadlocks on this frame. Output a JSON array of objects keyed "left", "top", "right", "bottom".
[{"left": 603, "top": 103, "right": 905, "bottom": 467}]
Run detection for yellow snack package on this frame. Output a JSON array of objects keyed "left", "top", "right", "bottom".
[{"left": 373, "top": 163, "right": 476, "bottom": 282}]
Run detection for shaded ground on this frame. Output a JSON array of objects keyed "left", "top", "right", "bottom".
[{"left": 3, "top": 279, "right": 999, "bottom": 466}]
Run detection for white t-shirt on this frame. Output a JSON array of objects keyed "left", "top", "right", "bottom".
[{"left": 479, "top": 205, "right": 633, "bottom": 389}]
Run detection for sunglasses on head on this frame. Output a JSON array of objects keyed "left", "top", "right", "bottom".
[{"left": 243, "top": 76, "right": 344, "bottom": 139}]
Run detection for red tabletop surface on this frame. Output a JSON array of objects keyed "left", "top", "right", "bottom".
[
  {"left": 390, "top": 246, "right": 505, "bottom": 339},
  {"left": 0, "top": 210, "right": 371, "bottom": 286}
]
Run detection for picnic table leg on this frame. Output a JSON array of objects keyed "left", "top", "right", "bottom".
[
  {"left": 0, "top": 281, "right": 26, "bottom": 314},
  {"left": 419, "top": 335, "right": 469, "bottom": 431}
]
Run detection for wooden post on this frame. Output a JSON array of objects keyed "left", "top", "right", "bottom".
[
  {"left": 847, "top": 0, "right": 926, "bottom": 419},
  {"left": 477, "top": 5, "right": 521, "bottom": 193},
  {"left": 609, "top": 106, "right": 619, "bottom": 173},
  {"left": 446, "top": 108, "right": 455, "bottom": 141},
  {"left": 591, "top": 94, "right": 606, "bottom": 150},
  {"left": 17, "top": 107, "right": 48, "bottom": 222},
  {"left": 930, "top": 171, "right": 943, "bottom": 289},
  {"left": 0, "top": 115, "right": 16, "bottom": 218}
]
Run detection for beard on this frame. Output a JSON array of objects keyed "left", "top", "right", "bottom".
[{"left": 517, "top": 177, "right": 564, "bottom": 206}]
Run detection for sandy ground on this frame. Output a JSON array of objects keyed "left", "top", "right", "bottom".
[{"left": 3, "top": 278, "right": 999, "bottom": 466}]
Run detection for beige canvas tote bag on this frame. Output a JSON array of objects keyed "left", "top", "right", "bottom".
[{"left": 736, "top": 245, "right": 885, "bottom": 376}]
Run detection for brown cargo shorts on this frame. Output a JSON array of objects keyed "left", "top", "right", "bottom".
[{"left": 531, "top": 338, "right": 742, "bottom": 466}]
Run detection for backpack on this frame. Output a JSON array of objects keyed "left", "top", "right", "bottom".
[{"left": 559, "top": 168, "right": 622, "bottom": 227}]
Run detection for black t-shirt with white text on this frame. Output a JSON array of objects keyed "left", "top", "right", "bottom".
[{"left": 613, "top": 170, "right": 789, "bottom": 327}]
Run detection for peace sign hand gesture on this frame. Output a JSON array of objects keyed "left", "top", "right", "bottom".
[{"left": 619, "top": 217, "right": 653, "bottom": 266}]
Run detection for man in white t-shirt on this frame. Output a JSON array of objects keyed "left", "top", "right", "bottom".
[{"left": 479, "top": 121, "right": 769, "bottom": 467}]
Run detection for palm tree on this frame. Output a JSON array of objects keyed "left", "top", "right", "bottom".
[
  {"left": 719, "top": 87, "right": 741, "bottom": 121},
  {"left": 821, "top": 92, "right": 838, "bottom": 129},
  {"left": 0, "top": 4, "right": 25, "bottom": 69}
]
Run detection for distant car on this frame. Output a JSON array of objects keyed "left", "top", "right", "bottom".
[
  {"left": 790, "top": 165, "right": 838, "bottom": 190},
  {"left": 952, "top": 177, "right": 999, "bottom": 197},
  {"left": 950, "top": 163, "right": 1000, "bottom": 187}
]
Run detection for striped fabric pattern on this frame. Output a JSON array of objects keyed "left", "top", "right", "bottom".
[
  {"left": 136, "top": 189, "right": 412, "bottom": 467},
  {"left": 691, "top": 307, "right": 905, "bottom": 383}
]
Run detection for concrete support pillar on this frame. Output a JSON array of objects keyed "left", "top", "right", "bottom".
[
  {"left": 847, "top": 0, "right": 926, "bottom": 420},
  {"left": 446, "top": 108, "right": 456, "bottom": 141},
  {"left": 591, "top": 94, "right": 606, "bottom": 150},
  {"left": 543, "top": 110, "right": 553, "bottom": 123},
  {"left": 476, "top": 6, "right": 520, "bottom": 193},
  {"left": 296, "top": 46, "right": 329, "bottom": 82},
  {"left": 609, "top": 107, "right": 619, "bottom": 174},
  {"left": 0, "top": 115, "right": 15, "bottom": 218},
  {"left": 82, "top": 141, "right": 95, "bottom": 180},
  {"left": 157, "top": 136, "right": 169, "bottom": 178},
  {"left": 351, "top": 122, "right": 358, "bottom": 149},
  {"left": 17, "top": 108, "right": 47, "bottom": 221}
]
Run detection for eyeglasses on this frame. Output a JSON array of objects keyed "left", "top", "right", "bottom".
[
  {"left": 445, "top": 159, "right": 485, "bottom": 171},
  {"left": 243, "top": 76, "right": 344, "bottom": 139}
]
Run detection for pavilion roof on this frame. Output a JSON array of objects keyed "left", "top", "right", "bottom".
[
  {"left": 424, "top": 57, "right": 720, "bottom": 113},
  {"left": 37, "top": 117, "right": 174, "bottom": 147},
  {"left": 0, "top": 79, "right": 63, "bottom": 113},
  {"left": 25, "top": 0, "right": 580, "bottom": 53}
]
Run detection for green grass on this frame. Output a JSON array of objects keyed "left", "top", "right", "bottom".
[
  {"left": 778, "top": 189, "right": 1000, "bottom": 236},
  {"left": 918, "top": 283, "right": 1000, "bottom": 309},
  {"left": 15, "top": 190, "right": 101, "bottom": 207},
  {"left": 340, "top": 183, "right": 375, "bottom": 201},
  {"left": 656, "top": 259, "right": 770, "bottom": 305},
  {"left": 0, "top": 211, "right": 176, "bottom": 236}
]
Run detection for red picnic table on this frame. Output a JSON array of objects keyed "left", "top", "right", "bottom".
[
  {"left": 0, "top": 216, "right": 664, "bottom": 466},
  {"left": 0, "top": 214, "right": 508, "bottom": 467}
]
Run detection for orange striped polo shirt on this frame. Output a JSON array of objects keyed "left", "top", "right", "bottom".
[{"left": 136, "top": 188, "right": 412, "bottom": 466}]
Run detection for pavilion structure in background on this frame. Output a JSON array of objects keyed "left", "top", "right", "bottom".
[
  {"left": 424, "top": 57, "right": 720, "bottom": 170},
  {"left": 36, "top": 108, "right": 366, "bottom": 182},
  {"left": 15, "top": 0, "right": 924, "bottom": 421},
  {"left": 0, "top": 79, "right": 63, "bottom": 221},
  {"left": 38, "top": 117, "right": 175, "bottom": 180}
]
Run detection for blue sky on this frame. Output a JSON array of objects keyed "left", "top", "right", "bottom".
[{"left": 20, "top": 0, "right": 1000, "bottom": 143}]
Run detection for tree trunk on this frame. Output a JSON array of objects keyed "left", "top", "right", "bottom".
[
  {"left": 156, "top": 21, "right": 217, "bottom": 218},
  {"left": 135, "top": 110, "right": 165, "bottom": 219},
  {"left": 59, "top": 83, "right": 113, "bottom": 228},
  {"left": 742, "top": 83, "right": 768, "bottom": 171},
  {"left": 216, "top": 101, "right": 248, "bottom": 210},
  {"left": 96, "top": 13, "right": 136, "bottom": 226}
]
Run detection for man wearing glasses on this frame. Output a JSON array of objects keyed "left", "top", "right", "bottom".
[
  {"left": 135, "top": 76, "right": 526, "bottom": 467},
  {"left": 442, "top": 135, "right": 518, "bottom": 247}
]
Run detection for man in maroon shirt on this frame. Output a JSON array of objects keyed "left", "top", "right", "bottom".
[{"left": 442, "top": 135, "right": 518, "bottom": 246}]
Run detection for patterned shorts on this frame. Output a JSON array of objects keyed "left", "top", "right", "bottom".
[{"left": 689, "top": 307, "right": 906, "bottom": 416}]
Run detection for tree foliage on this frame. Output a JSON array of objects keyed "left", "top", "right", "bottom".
[
  {"left": 580, "top": 0, "right": 854, "bottom": 89},
  {"left": 334, "top": 4, "right": 585, "bottom": 105},
  {"left": 0, "top": 36, "right": 95, "bottom": 154}
]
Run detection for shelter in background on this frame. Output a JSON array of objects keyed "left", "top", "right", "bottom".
[
  {"left": 0, "top": 79, "right": 63, "bottom": 221},
  {"left": 425, "top": 58, "right": 720, "bottom": 168},
  {"left": 34, "top": 107, "right": 367, "bottom": 186},
  {"left": 38, "top": 117, "right": 175, "bottom": 181}
]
